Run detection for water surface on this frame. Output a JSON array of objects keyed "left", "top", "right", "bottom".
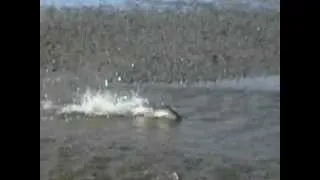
[{"left": 40, "top": 74, "right": 280, "bottom": 180}]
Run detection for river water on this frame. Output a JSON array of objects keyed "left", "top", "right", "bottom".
[{"left": 40, "top": 73, "right": 280, "bottom": 180}]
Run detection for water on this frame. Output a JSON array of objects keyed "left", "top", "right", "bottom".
[{"left": 40, "top": 74, "right": 280, "bottom": 180}]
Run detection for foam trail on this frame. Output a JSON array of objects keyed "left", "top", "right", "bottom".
[
  {"left": 197, "top": 75, "right": 280, "bottom": 91},
  {"left": 140, "top": 75, "right": 280, "bottom": 92}
]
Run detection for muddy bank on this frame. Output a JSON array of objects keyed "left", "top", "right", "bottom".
[{"left": 40, "top": 7, "right": 279, "bottom": 83}]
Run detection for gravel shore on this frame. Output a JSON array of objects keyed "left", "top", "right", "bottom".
[{"left": 40, "top": 6, "right": 280, "bottom": 83}]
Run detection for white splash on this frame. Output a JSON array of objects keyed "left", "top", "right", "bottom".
[
  {"left": 58, "top": 88, "right": 150, "bottom": 116},
  {"left": 104, "top": 79, "right": 109, "bottom": 88},
  {"left": 41, "top": 100, "right": 58, "bottom": 110}
]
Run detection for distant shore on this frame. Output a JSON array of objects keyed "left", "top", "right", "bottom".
[{"left": 40, "top": 6, "right": 279, "bottom": 83}]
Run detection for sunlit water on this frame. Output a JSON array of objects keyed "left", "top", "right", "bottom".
[{"left": 40, "top": 74, "right": 279, "bottom": 180}]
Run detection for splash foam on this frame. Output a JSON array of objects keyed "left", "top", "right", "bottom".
[{"left": 58, "top": 88, "right": 150, "bottom": 116}]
